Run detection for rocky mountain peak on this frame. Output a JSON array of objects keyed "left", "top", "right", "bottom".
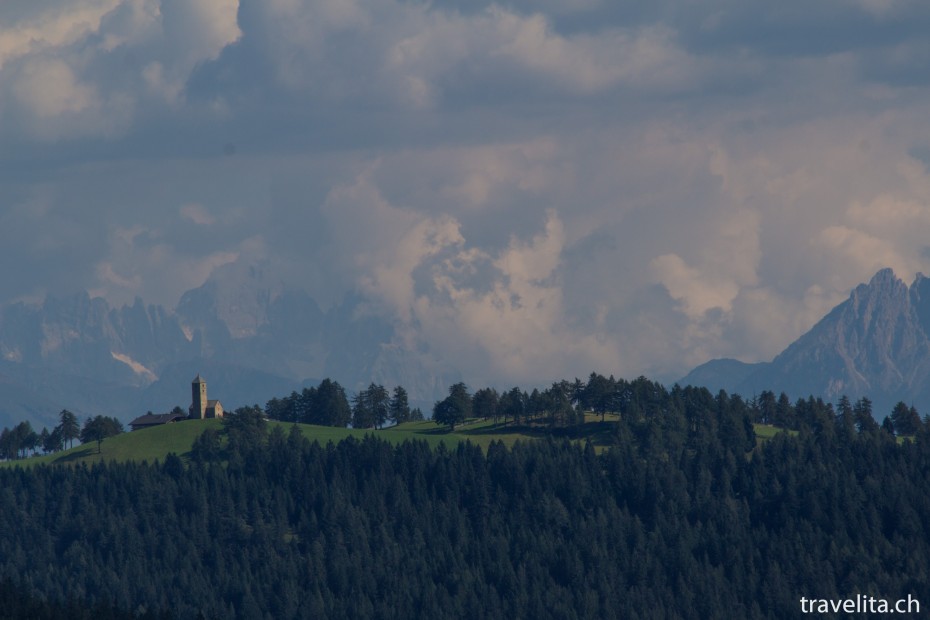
[
  {"left": 683, "top": 267, "right": 930, "bottom": 416},
  {"left": 177, "top": 261, "right": 285, "bottom": 340},
  {"left": 868, "top": 266, "right": 898, "bottom": 285}
]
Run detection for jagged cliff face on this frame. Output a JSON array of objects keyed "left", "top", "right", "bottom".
[
  {"left": 0, "top": 294, "right": 191, "bottom": 385},
  {"left": 0, "top": 267, "right": 457, "bottom": 429},
  {"left": 683, "top": 268, "right": 930, "bottom": 416}
]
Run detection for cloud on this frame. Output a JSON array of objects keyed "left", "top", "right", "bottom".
[
  {"left": 385, "top": 7, "right": 695, "bottom": 100},
  {"left": 651, "top": 204, "right": 761, "bottom": 319},
  {"left": 180, "top": 203, "right": 216, "bottom": 225},
  {"left": 0, "top": 1, "right": 120, "bottom": 69},
  {"left": 319, "top": 167, "right": 620, "bottom": 383},
  {"left": 193, "top": 0, "right": 701, "bottom": 119},
  {"left": 856, "top": 0, "right": 906, "bottom": 17},
  {"left": 652, "top": 254, "right": 740, "bottom": 319},
  {"left": 7, "top": 0, "right": 930, "bottom": 389},
  {"left": 8, "top": 57, "right": 134, "bottom": 140},
  {"left": 91, "top": 221, "right": 242, "bottom": 303},
  {"left": 0, "top": 0, "right": 241, "bottom": 141},
  {"left": 810, "top": 180, "right": 930, "bottom": 291},
  {"left": 408, "top": 210, "right": 621, "bottom": 384}
]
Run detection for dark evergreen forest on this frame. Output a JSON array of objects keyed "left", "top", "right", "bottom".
[{"left": 1, "top": 382, "right": 930, "bottom": 618}]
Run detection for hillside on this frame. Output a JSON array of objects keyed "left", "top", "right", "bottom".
[
  {"left": 0, "top": 394, "right": 926, "bottom": 619},
  {"left": 682, "top": 268, "right": 930, "bottom": 415},
  {"left": 5, "top": 411, "right": 793, "bottom": 470},
  {"left": 7, "top": 415, "right": 633, "bottom": 468}
]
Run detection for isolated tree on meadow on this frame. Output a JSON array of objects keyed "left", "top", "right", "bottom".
[
  {"left": 352, "top": 390, "right": 374, "bottom": 429},
  {"left": 58, "top": 409, "right": 80, "bottom": 449},
  {"left": 583, "top": 372, "right": 614, "bottom": 421},
  {"left": 352, "top": 384, "right": 389, "bottom": 429},
  {"left": 499, "top": 387, "right": 525, "bottom": 424},
  {"left": 472, "top": 388, "right": 499, "bottom": 421},
  {"left": 389, "top": 386, "right": 411, "bottom": 424},
  {"left": 80, "top": 416, "right": 123, "bottom": 454},
  {"left": 367, "top": 384, "right": 390, "bottom": 429},
  {"left": 314, "top": 379, "right": 352, "bottom": 427},
  {"left": 43, "top": 426, "right": 63, "bottom": 454},
  {"left": 433, "top": 382, "right": 472, "bottom": 431},
  {"left": 17, "top": 422, "right": 38, "bottom": 458}
]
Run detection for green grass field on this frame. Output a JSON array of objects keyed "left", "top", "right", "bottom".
[
  {"left": 4, "top": 417, "right": 789, "bottom": 468},
  {"left": 753, "top": 423, "right": 785, "bottom": 442},
  {"left": 3, "top": 418, "right": 478, "bottom": 468},
  {"left": 18, "top": 419, "right": 228, "bottom": 467}
]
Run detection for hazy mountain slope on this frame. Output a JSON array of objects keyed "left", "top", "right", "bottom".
[
  {"left": 678, "top": 358, "right": 768, "bottom": 395},
  {"left": 0, "top": 264, "right": 457, "bottom": 428},
  {"left": 683, "top": 268, "right": 930, "bottom": 415},
  {"left": 0, "top": 367, "right": 64, "bottom": 429}
]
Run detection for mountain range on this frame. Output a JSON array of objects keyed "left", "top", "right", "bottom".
[
  {"left": 0, "top": 262, "right": 457, "bottom": 430},
  {"left": 4, "top": 265, "right": 927, "bottom": 430},
  {"left": 681, "top": 268, "right": 930, "bottom": 417}
]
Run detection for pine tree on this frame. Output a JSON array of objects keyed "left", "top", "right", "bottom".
[
  {"left": 314, "top": 379, "right": 351, "bottom": 427},
  {"left": 433, "top": 383, "right": 472, "bottom": 431},
  {"left": 57, "top": 409, "right": 80, "bottom": 449},
  {"left": 890, "top": 402, "right": 922, "bottom": 436},
  {"left": 472, "top": 388, "right": 499, "bottom": 421},
  {"left": 389, "top": 386, "right": 411, "bottom": 425}
]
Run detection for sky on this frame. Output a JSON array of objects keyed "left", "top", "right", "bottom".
[{"left": 4, "top": 0, "right": 930, "bottom": 386}]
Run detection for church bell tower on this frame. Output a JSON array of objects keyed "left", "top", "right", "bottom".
[{"left": 190, "top": 374, "right": 208, "bottom": 419}]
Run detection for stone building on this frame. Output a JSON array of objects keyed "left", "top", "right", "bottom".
[
  {"left": 189, "top": 374, "right": 224, "bottom": 419},
  {"left": 129, "top": 411, "right": 187, "bottom": 431}
]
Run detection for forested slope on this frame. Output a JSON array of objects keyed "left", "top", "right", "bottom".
[{"left": 0, "top": 385, "right": 929, "bottom": 618}]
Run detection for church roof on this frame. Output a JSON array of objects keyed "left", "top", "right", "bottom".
[
  {"left": 129, "top": 412, "right": 187, "bottom": 429},
  {"left": 192, "top": 374, "right": 205, "bottom": 384}
]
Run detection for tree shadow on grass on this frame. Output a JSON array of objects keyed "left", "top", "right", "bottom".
[
  {"left": 412, "top": 426, "right": 461, "bottom": 436},
  {"left": 463, "top": 420, "right": 618, "bottom": 447},
  {"left": 51, "top": 447, "right": 96, "bottom": 463},
  {"left": 412, "top": 420, "right": 515, "bottom": 436},
  {"left": 461, "top": 422, "right": 548, "bottom": 437},
  {"left": 408, "top": 419, "right": 619, "bottom": 448}
]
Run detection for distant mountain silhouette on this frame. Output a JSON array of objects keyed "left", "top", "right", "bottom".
[
  {"left": 0, "top": 262, "right": 457, "bottom": 429},
  {"left": 681, "top": 268, "right": 930, "bottom": 417}
]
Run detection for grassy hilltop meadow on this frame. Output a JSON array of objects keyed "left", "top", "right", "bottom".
[
  {"left": 9, "top": 414, "right": 647, "bottom": 468},
  {"left": 2, "top": 382, "right": 889, "bottom": 470}
]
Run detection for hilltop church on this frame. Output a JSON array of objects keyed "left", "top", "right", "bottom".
[{"left": 189, "top": 374, "right": 224, "bottom": 419}]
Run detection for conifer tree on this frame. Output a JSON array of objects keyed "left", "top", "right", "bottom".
[
  {"left": 433, "top": 382, "right": 471, "bottom": 431},
  {"left": 57, "top": 409, "right": 80, "bottom": 449},
  {"left": 389, "top": 386, "right": 411, "bottom": 424}
]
